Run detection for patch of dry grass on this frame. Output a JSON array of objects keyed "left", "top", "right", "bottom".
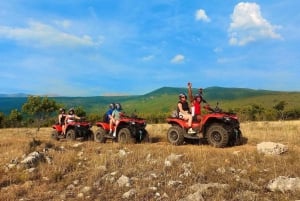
[{"left": 0, "top": 121, "right": 300, "bottom": 200}]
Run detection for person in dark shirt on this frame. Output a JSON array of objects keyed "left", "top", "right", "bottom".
[
  {"left": 58, "top": 108, "right": 66, "bottom": 134},
  {"left": 177, "top": 93, "right": 196, "bottom": 134}
]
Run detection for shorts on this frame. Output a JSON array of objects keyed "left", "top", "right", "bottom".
[{"left": 179, "top": 112, "right": 190, "bottom": 120}]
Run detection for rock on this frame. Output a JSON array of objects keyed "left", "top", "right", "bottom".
[
  {"left": 178, "top": 190, "right": 204, "bottom": 201},
  {"left": 168, "top": 180, "right": 183, "bottom": 187},
  {"left": 81, "top": 186, "right": 92, "bottom": 194},
  {"left": 180, "top": 162, "right": 192, "bottom": 177},
  {"left": 122, "top": 188, "right": 136, "bottom": 199},
  {"left": 72, "top": 143, "right": 83, "bottom": 148},
  {"left": 189, "top": 183, "right": 230, "bottom": 193},
  {"left": 216, "top": 167, "right": 226, "bottom": 174},
  {"left": 164, "top": 153, "right": 183, "bottom": 167},
  {"left": 117, "top": 175, "right": 131, "bottom": 187},
  {"left": 77, "top": 192, "right": 84, "bottom": 198},
  {"left": 119, "top": 149, "right": 127, "bottom": 157},
  {"left": 267, "top": 176, "right": 300, "bottom": 192},
  {"left": 257, "top": 142, "right": 288, "bottom": 155},
  {"left": 20, "top": 151, "right": 45, "bottom": 168}
]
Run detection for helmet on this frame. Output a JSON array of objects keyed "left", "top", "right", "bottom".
[
  {"left": 68, "top": 108, "right": 75, "bottom": 114},
  {"left": 194, "top": 93, "right": 200, "bottom": 98},
  {"left": 109, "top": 103, "right": 115, "bottom": 109},
  {"left": 178, "top": 93, "right": 187, "bottom": 99},
  {"left": 115, "top": 103, "right": 122, "bottom": 110}
]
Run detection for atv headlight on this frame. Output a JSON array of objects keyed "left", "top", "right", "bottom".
[{"left": 223, "top": 116, "right": 231, "bottom": 122}]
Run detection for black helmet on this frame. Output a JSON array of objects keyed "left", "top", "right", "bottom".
[
  {"left": 194, "top": 93, "right": 200, "bottom": 98},
  {"left": 68, "top": 108, "right": 75, "bottom": 114},
  {"left": 109, "top": 103, "right": 115, "bottom": 109},
  {"left": 115, "top": 103, "right": 122, "bottom": 110},
  {"left": 179, "top": 93, "right": 187, "bottom": 99}
]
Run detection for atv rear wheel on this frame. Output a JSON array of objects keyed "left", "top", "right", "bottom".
[
  {"left": 66, "top": 129, "right": 76, "bottom": 141},
  {"left": 167, "top": 126, "right": 185, "bottom": 145},
  {"left": 118, "top": 128, "right": 136, "bottom": 144},
  {"left": 206, "top": 124, "right": 229, "bottom": 148},
  {"left": 95, "top": 127, "right": 107, "bottom": 143}
]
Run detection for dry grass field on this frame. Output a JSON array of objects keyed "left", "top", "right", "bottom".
[{"left": 1, "top": 121, "right": 300, "bottom": 201}]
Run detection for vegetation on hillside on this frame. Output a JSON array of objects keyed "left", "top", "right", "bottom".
[{"left": 0, "top": 87, "right": 300, "bottom": 127}]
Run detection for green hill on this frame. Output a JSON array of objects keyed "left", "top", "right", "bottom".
[{"left": 1, "top": 87, "right": 300, "bottom": 116}]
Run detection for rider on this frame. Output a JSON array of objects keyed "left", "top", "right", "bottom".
[
  {"left": 58, "top": 108, "right": 66, "bottom": 134},
  {"left": 64, "top": 108, "right": 81, "bottom": 125},
  {"left": 105, "top": 103, "right": 115, "bottom": 134},
  {"left": 177, "top": 93, "right": 196, "bottom": 134},
  {"left": 111, "top": 103, "right": 122, "bottom": 138},
  {"left": 64, "top": 108, "right": 81, "bottom": 135},
  {"left": 188, "top": 83, "right": 207, "bottom": 121}
]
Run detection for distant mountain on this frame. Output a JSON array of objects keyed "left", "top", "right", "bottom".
[
  {"left": 0, "top": 86, "right": 299, "bottom": 115},
  {"left": 142, "top": 86, "right": 283, "bottom": 100},
  {"left": 0, "top": 93, "right": 30, "bottom": 98}
]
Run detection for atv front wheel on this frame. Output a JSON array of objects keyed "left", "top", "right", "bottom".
[
  {"left": 66, "top": 129, "right": 76, "bottom": 141},
  {"left": 206, "top": 124, "right": 229, "bottom": 148},
  {"left": 51, "top": 130, "right": 59, "bottom": 140},
  {"left": 95, "top": 127, "right": 107, "bottom": 143},
  {"left": 118, "top": 128, "right": 136, "bottom": 144},
  {"left": 229, "top": 128, "right": 243, "bottom": 146},
  {"left": 87, "top": 130, "right": 94, "bottom": 141},
  {"left": 140, "top": 129, "right": 150, "bottom": 143},
  {"left": 167, "top": 126, "right": 185, "bottom": 145}
]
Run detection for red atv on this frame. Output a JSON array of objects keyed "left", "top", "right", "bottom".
[
  {"left": 51, "top": 119, "right": 94, "bottom": 141},
  {"left": 166, "top": 103, "right": 243, "bottom": 148},
  {"left": 95, "top": 113, "right": 149, "bottom": 144}
]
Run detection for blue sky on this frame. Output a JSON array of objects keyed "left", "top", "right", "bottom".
[{"left": 0, "top": 1, "right": 299, "bottom": 96}]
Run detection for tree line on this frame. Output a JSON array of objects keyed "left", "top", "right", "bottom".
[{"left": 0, "top": 96, "right": 300, "bottom": 128}]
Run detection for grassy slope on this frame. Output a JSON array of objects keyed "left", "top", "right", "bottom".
[{"left": 1, "top": 87, "right": 300, "bottom": 115}]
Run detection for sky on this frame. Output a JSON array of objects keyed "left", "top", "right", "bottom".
[{"left": 0, "top": 0, "right": 299, "bottom": 96}]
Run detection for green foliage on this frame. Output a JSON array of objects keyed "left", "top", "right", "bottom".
[
  {"left": 22, "top": 96, "right": 59, "bottom": 128},
  {"left": 0, "top": 112, "right": 5, "bottom": 128},
  {"left": 8, "top": 109, "right": 22, "bottom": 127},
  {"left": 22, "top": 96, "right": 58, "bottom": 117},
  {"left": 1, "top": 87, "right": 300, "bottom": 126}
]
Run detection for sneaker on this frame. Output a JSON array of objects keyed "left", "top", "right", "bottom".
[
  {"left": 187, "top": 128, "right": 196, "bottom": 134},
  {"left": 112, "top": 132, "right": 116, "bottom": 138}
]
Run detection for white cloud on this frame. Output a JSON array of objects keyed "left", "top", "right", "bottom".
[
  {"left": 171, "top": 54, "right": 185, "bottom": 64},
  {"left": 195, "top": 9, "right": 210, "bottom": 22},
  {"left": 0, "top": 20, "right": 102, "bottom": 48},
  {"left": 141, "top": 55, "right": 154, "bottom": 61},
  {"left": 53, "top": 19, "right": 71, "bottom": 28},
  {"left": 228, "top": 2, "right": 282, "bottom": 46}
]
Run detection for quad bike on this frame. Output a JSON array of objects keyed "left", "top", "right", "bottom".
[
  {"left": 51, "top": 119, "right": 94, "bottom": 141},
  {"left": 166, "top": 103, "right": 243, "bottom": 148},
  {"left": 95, "top": 113, "right": 149, "bottom": 144}
]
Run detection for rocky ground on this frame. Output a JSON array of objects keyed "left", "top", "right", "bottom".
[{"left": 1, "top": 122, "right": 300, "bottom": 200}]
